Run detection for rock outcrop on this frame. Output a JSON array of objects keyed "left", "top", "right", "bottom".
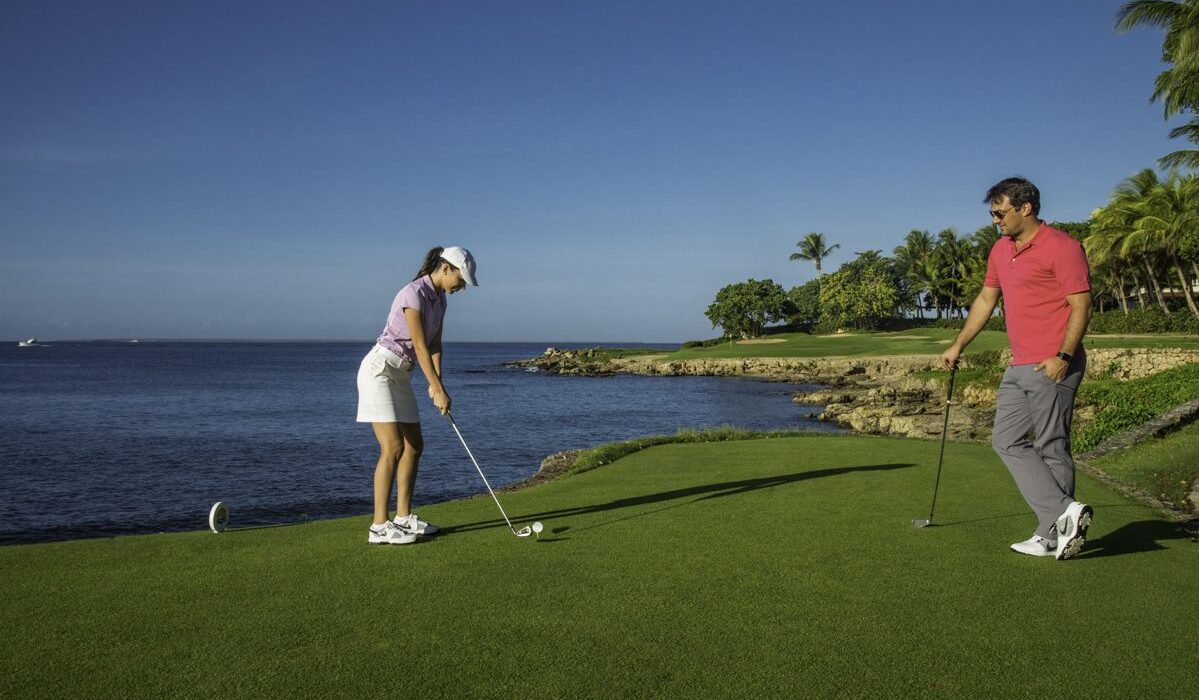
[{"left": 511, "top": 345, "right": 1199, "bottom": 442}]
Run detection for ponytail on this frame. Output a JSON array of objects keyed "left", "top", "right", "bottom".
[{"left": 413, "top": 246, "right": 446, "bottom": 280}]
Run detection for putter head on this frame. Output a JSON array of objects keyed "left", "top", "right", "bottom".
[{"left": 912, "top": 518, "right": 932, "bottom": 528}]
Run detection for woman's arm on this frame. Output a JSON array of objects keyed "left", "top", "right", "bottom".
[
  {"left": 430, "top": 328, "right": 443, "bottom": 377},
  {"left": 403, "top": 307, "right": 450, "bottom": 415}
]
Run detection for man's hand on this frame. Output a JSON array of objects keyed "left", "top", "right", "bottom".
[
  {"left": 1034, "top": 356, "right": 1069, "bottom": 383},
  {"left": 940, "top": 345, "right": 962, "bottom": 371}
]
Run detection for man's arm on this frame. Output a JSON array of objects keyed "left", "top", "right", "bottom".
[
  {"left": 941, "top": 286, "right": 1001, "bottom": 369},
  {"left": 1035, "top": 291, "right": 1092, "bottom": 382}
]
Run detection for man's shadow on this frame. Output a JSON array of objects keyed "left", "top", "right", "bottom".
[
  {"left": 441, "top": 462, "right": 916, "bottom": 536},
  {"left": 1074, "top": 518, "right": 1197, "bottom": 559}
]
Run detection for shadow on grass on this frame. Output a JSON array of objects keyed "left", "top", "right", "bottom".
[
  {"left": 442, "top": 462, "right": 916, "bottom": 536},
  {"left": 1075, "top": 518, "right": 1197, "bottom": 559}
]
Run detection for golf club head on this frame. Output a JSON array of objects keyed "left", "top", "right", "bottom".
[
  {"left": 514, "top": 526, "right": 533, "bottom": 538},
  {"left": 911, "top": 518, "right": 932, "bottom": 528}
]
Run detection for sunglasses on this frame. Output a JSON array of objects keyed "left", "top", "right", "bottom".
[{"left": 989, "top": 207, "right": 1016, "bottom": 219}]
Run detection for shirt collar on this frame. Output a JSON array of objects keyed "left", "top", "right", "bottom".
[
  {"left": 1005, "top": 221, "right": 1047, "bottom": 250},
  {"left": 419, "top": 275, "right": 446, "bottom": 302}
]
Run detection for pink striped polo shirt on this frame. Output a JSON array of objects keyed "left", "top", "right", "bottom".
[{"left": 376, "top": 276, "right": 446, "bottom": 363}]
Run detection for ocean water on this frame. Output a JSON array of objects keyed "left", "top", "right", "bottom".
[{"left": 0, "top": 341, "right": 834, "bottom": 544}]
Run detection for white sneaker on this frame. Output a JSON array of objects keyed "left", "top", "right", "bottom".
[
  {"left": 368, "top": 521, "right": 417, "bottom": 545},
  {"left": 1054, "top": 502, "right": 1093, "bottom": 560},
  {"left": 1010, "top": 535, "right": 1058, "bottom": 557},
  {"left": 394, "top": 513, "right": 439, "bottom": 536}
]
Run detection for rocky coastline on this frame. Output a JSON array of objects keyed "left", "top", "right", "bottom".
[{"left": 511, "top": 346, "right": 1199, "bottom": 443}]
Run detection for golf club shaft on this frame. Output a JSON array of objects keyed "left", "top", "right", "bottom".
[
  {"left": 925, "top": 366, "right": 956, "bottom": 520},
  {"left": 445, "top": 414, "right": 520, "bottom": 534}
]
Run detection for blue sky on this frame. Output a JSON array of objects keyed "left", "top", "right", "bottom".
[{"left": 0, "top": 0, "right": 1179, "bottom": 342}]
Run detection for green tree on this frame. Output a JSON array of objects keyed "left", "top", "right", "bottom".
[
  {"left": 1049, "top": 221, "right": 1092, "bottom": 241},
  {"left": 1128, "top": 171, "right": 1199, "bottom": 317},
  {"left": 933, "top": 229, "right": 971, "bottom": 319},
  {"left": 789, "top": 232, "right": 840, "bottom": 276},
  {"left": 1093, "top": 169, "right": 1176, "bottom": 314},
  {"left": 818, "top": 266, "right": 899, "bottom": 330},
  {"left": 787, "top": 278, "right": 823, "bottom": 329},
  {"left": 705, "top": 278, "right": 792, "bottom": 338},
  {"left": 893, "top": 230, "right": 934, "bottom": 318}
]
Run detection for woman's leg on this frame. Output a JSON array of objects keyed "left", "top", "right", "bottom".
[
  {"left": 371, "top": 422, "right": 405, "bottom": 525},
  {"left": 394, "top": 421, "right": 424, "bottom": 517}
]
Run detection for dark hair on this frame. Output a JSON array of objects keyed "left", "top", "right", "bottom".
[
  {"left": 413, "top": 247, "right": 447, "bottom": 280},
  {"left": 984, "top": 177, "right": 1040, "bottom": 216}
]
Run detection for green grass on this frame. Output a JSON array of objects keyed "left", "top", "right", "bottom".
[
  {"left": 1075, "top": 362, "right": 1199, "bottom": 453},
  {"left": 1088, "top": 420, "right": 1199, "bottom": 511},
  {"left": 3, "top": 436, "right": 1196, "bottom": 698},
  {"left": 669, "top": 328, "right": 1005, "bottom": 360},
  {"left": 660, "top": 328, "right": 1199, "bottom": 362}
]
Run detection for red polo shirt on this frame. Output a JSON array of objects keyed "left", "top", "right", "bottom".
[{"left": 984, "top": 222, "right": 1091, "bottom": 365}]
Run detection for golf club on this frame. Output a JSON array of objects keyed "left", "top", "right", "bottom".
[
  {"left": 913, "top": 364, "right": 957, "bottom": 528},
  {"left": 445, "top": 413, "right": 542, "bottom": 538}
]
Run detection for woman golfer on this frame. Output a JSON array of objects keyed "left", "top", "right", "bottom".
[{"left": 357, "top": 246, "right": 477, "bottom": 544}]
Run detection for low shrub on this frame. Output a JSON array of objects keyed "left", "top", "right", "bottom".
[
  {"left": 681, "top": 337, "right": 726, "bottom": 349},
  {"left": 1089, "top": 309, "right": 1199, "bottom": 334},
  {"left": 930, "top": 316, "right": 1006, "bottom": 332}
]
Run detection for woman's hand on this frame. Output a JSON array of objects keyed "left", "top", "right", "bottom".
[{"left": 431, "top": 387, "right": 451, "bottom": 415}]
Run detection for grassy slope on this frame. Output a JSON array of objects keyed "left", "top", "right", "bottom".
[
  {"left": 1088, "top": 420, "right": 1199, "bottom": 510},
  {"left": 3, "top": 436, "right": 1196, "bottom": 698},
  {"left": 662, "top": 328, "right": 1199, "bottom": 361}
]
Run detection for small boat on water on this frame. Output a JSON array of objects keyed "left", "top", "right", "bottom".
[{"left": 17, "top": 337, "right": 39, "bottom": 347}]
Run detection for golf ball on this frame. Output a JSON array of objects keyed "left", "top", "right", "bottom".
[{"left": 531, "top": 521, "right": 544, "bottom": 534}]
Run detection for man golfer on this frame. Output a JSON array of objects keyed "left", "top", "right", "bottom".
[{"left": 941, "top": 177, "right": 1094, "bottom": 560}]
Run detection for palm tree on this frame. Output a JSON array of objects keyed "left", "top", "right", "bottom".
[
  {"left": 1099, "top": 169, "right": 1175, "bottom": 313},
  {"left": 893, "top": 230, "right": 934, "bottom": 318},
  {"left": 1128, "top": 172, "right": 1199, "bottom": 317},
  {"left": 790, "top": 232, "right": 840, "bottom": 276},
  {"left": 934, "top": 228, "right": 970, "bottom": 318},
  {"left": 908, "top": 257, "right": 946, "bottom": 319},
  {"left": 1083, "top": 225, "right": 1134, "bottom": 314},
  {"left": 1117, "top": 1, "right": 1199, "bottom": 167}
]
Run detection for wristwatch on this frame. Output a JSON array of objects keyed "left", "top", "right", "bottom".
[{"left": 1055, "top": 351, "right": 1073, "bottom": 363}]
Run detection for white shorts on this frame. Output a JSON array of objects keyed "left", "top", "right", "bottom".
[{"left": 356, "top": 345, "right": 420, "bottom": 423}]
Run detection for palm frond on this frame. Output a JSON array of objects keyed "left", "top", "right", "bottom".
[
  {"left": 1116, "top": 1, "right": 1187, "bottom": 34},
  {"left": 1158, "top": 147, "right": 1199, "bottom": 169}
]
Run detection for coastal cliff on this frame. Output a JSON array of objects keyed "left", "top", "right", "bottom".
[{"left": 512, "top": 346, "right": 1199, "bottom": 441}]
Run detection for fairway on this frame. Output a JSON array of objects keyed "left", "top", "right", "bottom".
[
  {"left": 665, "top": 328, "right": 1199, "bottom": 361},
  {"left": 2, "top": 436, "right": 1195, "bottom": 698}
]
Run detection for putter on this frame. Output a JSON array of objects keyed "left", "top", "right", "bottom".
[
  {"left": 913, "top": 365, "right": 957, "bottom": 528},
  {"left": 445, "top": 413, "right": 542, "bottom": 538}
]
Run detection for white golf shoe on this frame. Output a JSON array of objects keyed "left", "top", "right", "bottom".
[
  {"left": 368, "top": 521, "right": 417, "bottom": 545},
  {"left": 1010, "top": 535, "right": 1058, "bottom": 557},
  {"left": 1054, "top": 501, "right": 1093, "bottom": 560},
  {"left": 394, "top": 512, "right": 439, "bottom": 536}
]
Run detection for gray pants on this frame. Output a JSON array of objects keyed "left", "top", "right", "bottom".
[{"left": 991, "top": 358, "right": 1086, "bottom": 539}]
